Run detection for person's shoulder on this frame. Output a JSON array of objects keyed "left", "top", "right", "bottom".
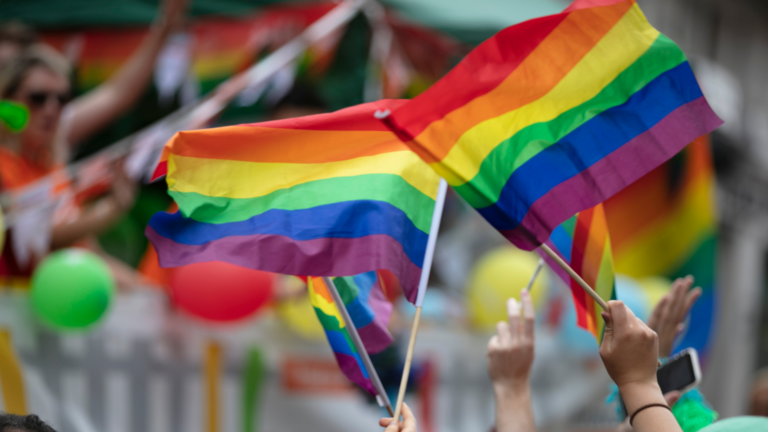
[{"left": 699, "top": 416, "right": 768, "bottom": 432}]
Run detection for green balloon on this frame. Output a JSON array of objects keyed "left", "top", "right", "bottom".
[
  {"left": 0, "top": 100, "right": 30, "bottom": 133},
  {"left": 31, "top": 249, "right": 115, "bottom": 330}
]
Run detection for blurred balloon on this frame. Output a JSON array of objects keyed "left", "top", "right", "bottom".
[
  {"left": 276, "top": 276, "right": 324, "bottom": 341},
  {"left": 31, "top": 249, "right": 115, "bottom": 330},
  {"left": 0, "top": 100, "right": 29, "bottom": 133},
  {"left": 170, "top": 261, "right": 274, "bottom": 323},
  {"left": 615, "top": 275, "right": 651, "bottom": 322},
  {"left": 466, "top": 246, "right": 546, "bottom": 330},
  {"left": 638, "top": 276, "right": 672, "bottom": 309}
]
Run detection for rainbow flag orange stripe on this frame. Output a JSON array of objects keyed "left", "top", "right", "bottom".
[
  {"left": 541, "top": 204, "right": 616, "bottom": 342},
  {"left": 146, "top": 100, "right": 440, "bottom": 303},
  {"left": 308, "top": 272, "right": 392, "bottom": 394},
  {"left": 383, "top": 0, "right": 722, "bottom": 251}
]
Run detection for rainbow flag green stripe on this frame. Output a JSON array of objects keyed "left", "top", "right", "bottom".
[
  {"left": 147, "top": 99, "right": 441, "bottom": 303},
  {"left": 383, "top": 0, "right": 722, "bottom": 251}
]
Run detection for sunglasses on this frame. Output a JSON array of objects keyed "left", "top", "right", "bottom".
[{"left": 25, "top": 91, "right": 70, "bottom": 108}]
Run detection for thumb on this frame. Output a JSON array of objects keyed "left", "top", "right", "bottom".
[{"left": 601, "top": 311, "right": 613, "bottom": 348}]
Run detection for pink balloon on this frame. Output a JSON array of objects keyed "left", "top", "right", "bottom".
[{"left": 170, "top": 261, "right": 274, "bottom": 322}]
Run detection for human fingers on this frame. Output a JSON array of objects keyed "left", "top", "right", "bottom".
[
  {"left": 606, "top": 301, "right": 630, "bottom": 337},
  {"left": 664, "top": 391, "right": 682, "bottom": 408},
  {"left": 380, "top": 418, "right": 394, "bottom": 427},
  {"left": 600, "top": 311, "right": 613, "bottom": 349},
  {"left": 678, "top": 287, "right": 702, "bottom": 322},
  {"left": 647, "top": 295, "right": 668, "bottom": 331},
  {"left": 495, "top": 321, "right": 512, "bottom": 346},
  {"left": 506, "top": 298, "right": 521, "bottom": 340},
  {"left": 401, "top": 403, "right": 417, "bottom": 431},
  {"left": 521, "top": 291, "right": 535, "bottom": 342},
  {"left": 670, "top": 276, "right": 694, "bottom": 320}
]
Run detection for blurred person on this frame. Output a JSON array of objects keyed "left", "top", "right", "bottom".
[
  {"left": 750, "top": 367, "right": 768, "bottom": 417},
  {"left": 647, "top": 275, "right": 702, "bottom": 358},
  {"left": 0, "top": 0, "right": 187, "bottom": 288},
  {"left": 0, "top": 22, "right": 38, "bottom": 69},
  {"left": 378, "top": 402, "right": 417, "bottom": 432},
  {"left": 0, "top": 413, "right": 56, "bottom": 432}
]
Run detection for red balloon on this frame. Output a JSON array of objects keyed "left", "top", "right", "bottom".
[{"left": 170, "top": 261, "right": 274, "bottom": 322}]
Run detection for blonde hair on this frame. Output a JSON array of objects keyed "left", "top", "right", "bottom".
[{"left": 0, "top": 43, "right": 71, "bottom": 99}]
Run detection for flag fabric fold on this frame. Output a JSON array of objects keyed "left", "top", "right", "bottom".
[
  {"left": 308, "top": 272, "right": 392, "bottom": 394},
  {"left": 539, "top": 203, "right": 616, "bottom": 343},
  {"left": 146, "top": 99, "right": 440, "bottom": 303},
  {"left": 381, "top": 0, "right": 722, "bottom": 251}
]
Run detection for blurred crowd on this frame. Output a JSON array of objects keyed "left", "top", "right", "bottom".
[{"left": 2, "top": 0, "right": 768, "bottom": 432}]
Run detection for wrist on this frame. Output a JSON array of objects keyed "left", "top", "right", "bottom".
[
  {"left": 618, "top": 381, "right": 666, "bottom": 413},
  {"left": 493, "top": 380, "right": 530, "bottom": 401}
]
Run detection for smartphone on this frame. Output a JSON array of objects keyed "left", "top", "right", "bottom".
[
  {"left": 657, "top": 348, "right": 702, "bottom": 394},
  {"left": 618, "top": 348, "right": 702, "bottom": 419}
]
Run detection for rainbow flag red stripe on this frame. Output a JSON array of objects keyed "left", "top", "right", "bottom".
[
  {"left": 541, "top": 203, "right": 616, "bottom": 343},
  {"left": 146, "top": 100, "right": 440, "bottom": 303},
  {"left": 382, "top": 0, "right": 722, "bottom": 251},
  {"left": 308, "top": 272, "right": 392, "bottom": 394}
]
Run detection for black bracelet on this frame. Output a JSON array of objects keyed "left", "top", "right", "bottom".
[{"left": 629, "top": 403, "right": 671, "bottom": 426}]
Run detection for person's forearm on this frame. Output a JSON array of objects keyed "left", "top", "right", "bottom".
[
  {"left": 494, "top": 384, "right": 536, "bottom": 432},
  {"left": 619, "top": 382, "right": 681, "bottom": 432},
  {"left": 50, "top": 198, "right": 123, "bottom": 248},
  {"left": 67, "top": 15, "right": 176, "bottom": 145}
]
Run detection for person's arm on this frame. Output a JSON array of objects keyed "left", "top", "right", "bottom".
[
  {"left": 50, "top": 164, "right": 136, "bottom": 248},
  {"left": 488, "top": 292, "right": 537, "bottom": 432},
  {"left": 379, "top": 402, "right": 417, "bottom": 432},
  {"left": 600, "top": 301, "right": 682, "bottom": 432},
  {"left": 65, "top": 0, "right": 188, "bottom": 147},
  {"left": 647, "top": 276, "right": 701, "bottom": 358}
]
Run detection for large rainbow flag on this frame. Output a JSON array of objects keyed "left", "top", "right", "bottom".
[
  {"left": 308, "top": 272, "right": 392, "bottom": 394},
  {"left": 604, "top": 135, "right": 717, "bottom": 356},
  {"left": 381, "top": 0, "right": 722, "bottom": 251},
  {"left": 146, "top": 99, "right": 441, "bottom": 303},
  {"left": 541, "top": 203, "right": 616, "bottom": 343}
]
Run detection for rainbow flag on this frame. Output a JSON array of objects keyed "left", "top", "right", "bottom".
[
  {"left": 541, "top": 203, "right": 616, "bottom": 343},
  {"left": 308, "top": 272, "right": 392, "bottom": 394},
  {"left": 146, "top": 99, "right": 441, "bottom": 303},
  {"left": 604, "top": 135, "right": 717, "bottom": 356},
  {"left": 381, "top": 0, "right": 722, "bottom": 251}
]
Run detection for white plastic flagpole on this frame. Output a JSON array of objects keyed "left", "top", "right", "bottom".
[
  {"left": 524, "top": 259, "right": 545, "bottom": 293},
  {"left": 392, "top": 177, "right": 448, "bottom": 422},
  {"left": 321, "top": 276, "right": 394, "bottom": 417}
]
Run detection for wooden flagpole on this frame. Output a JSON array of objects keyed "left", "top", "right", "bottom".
[
  {"left": 539, "top": 243, "right": 608, "bottom": 310},
  {"left": 322, "top": 276, "right": 394, "bottom": 417},
  {"left": 392, "top": 178, "right": 448, "bottom": 422}
]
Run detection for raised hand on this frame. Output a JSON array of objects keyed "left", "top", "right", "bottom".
[
  {"left": 647, "top": 276, "right": 701, "bottom": 358},
  {"left": 379, "top": 402, "right": 417, "bottom": 432}
]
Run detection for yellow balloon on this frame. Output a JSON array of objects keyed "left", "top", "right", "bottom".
[
  {"left": 275, "top": 276, "right": 325, "bottom": 341},
  {"left": 0, "top": 207, "right": 4, "bottom": 253},
  {"left": 638, "top": 276, "right": 672, "bottom": 309},
  {"left": 467, "top": 246, "right": 547, "bottom": 330}
]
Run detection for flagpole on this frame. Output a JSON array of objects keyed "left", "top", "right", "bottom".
[
  {"left": 523, "top": 258, "right": 545, "bottom": 293},
  {"left": 322, "top": 276, "right": 394, "bottom": 417},
  {"left": 539, "top": 243, "right": 609, "bottom": 310},
  {"left": 392, "top": 177, "right": 448, "bottom": 422}
]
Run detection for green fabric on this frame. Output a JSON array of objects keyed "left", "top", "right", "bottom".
[
  {"left": 169, "top": 173, "right": 436, "bottom": 233},
  {"left": 672, "top": 388, "right": 718, "bottom": 432},
  {"left": 698, "top": 417, "right": 768, "bottom": 432},
  {"left": 453, "top": 34, "right": 686, "bottom": 208},
  {"left": 0, "top": 0, "right": 303, "bottom": 28}
]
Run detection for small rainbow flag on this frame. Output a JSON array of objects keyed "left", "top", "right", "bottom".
[
  {"left": 541, "top": 203, "right": 616, "bottom": 342},
  {"left": 308, "top": 272, "right": 392, "bottom": 394},
  {"left": 381, "top": 0, "right": 722, "bottom": 251},
  {"left": 604, "top": 135, "right": 717, "bottom": 355},
  {"left": 146, "top": 99, "right": 441, "bottom": 303}
]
